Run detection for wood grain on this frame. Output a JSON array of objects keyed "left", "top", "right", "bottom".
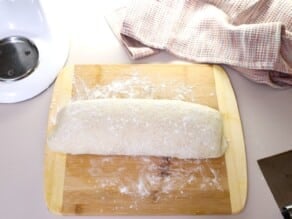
[
  {"left": 213, "top": 65, "right": 247, "bottom": 213},
  {"left": 44, "top": 66, "right": 74, "bottom": 214},
  {"left": 44, "top": 64, "right": 247, "bottom": 215}
]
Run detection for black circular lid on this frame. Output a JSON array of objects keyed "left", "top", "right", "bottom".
[{"left": 0, "top": 36, "right": 39, "bottom": 81}]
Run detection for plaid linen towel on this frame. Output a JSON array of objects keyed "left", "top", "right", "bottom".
[{"left": 106, "top": 0, "right": 292, "bottom": 87}]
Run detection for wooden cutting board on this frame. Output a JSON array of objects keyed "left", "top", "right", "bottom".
[{"left": 44, "top": 64, "right": 247, "bottom": 215}]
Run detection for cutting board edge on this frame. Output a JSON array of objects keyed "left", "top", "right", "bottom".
[
  {"left": 44, "top": 149, "right": 67, "bottom": 214},
  {"left": 213, "top": 65, "right": 247, "bottom": 214},
  {"left": 44, "top": 65, "right": 75, "bottom": 214},
  {"left": 44, "top": 64, "right": 247, "bottom": 215}
]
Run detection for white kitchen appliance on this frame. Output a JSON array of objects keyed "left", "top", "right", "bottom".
[{"left": 0, "top": 0, "right": 69, "bottom": 103}]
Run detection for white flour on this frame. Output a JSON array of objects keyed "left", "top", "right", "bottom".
[
  {"left": 72, "top": 71, "right": 223, "bottom": 202},
  {"left": 72, "top": 71, "right": 197, "bottom": 102},
  {"left": 88, "top": 157, "right": 224, "bottom": 201}
]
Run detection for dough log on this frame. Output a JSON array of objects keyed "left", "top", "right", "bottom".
[{"left": 47, "top": 99, "right": 225, "bottom": 159}]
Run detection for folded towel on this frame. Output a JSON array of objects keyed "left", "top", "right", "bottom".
[{"left": 106, "top": 0, "right": 292, "bottom": 87}]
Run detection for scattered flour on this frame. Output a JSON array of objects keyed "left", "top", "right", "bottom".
[
  {"left": 72, "top": 71, "right": 196, "bottom": 102},
  {"left": 72, "top": 70, "right": 223, "bottom": 205},
  {"left": 87, "top": 157, "right": 224, "bottom": 200}
]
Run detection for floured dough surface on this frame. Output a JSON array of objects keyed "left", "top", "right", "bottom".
[{"left": 47, "top": 99, "right": 225, "bottom": 159}]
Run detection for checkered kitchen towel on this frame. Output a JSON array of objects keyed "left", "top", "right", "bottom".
[{"left": 106, "top": 0, "right": 292, "bottom": 87}]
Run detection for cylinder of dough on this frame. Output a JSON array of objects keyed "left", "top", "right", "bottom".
[{"left": 47, "top": 99, "right": 225, "bottom": 159}]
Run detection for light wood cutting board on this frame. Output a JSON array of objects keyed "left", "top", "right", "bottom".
[{"left": 44, "top": 64, "right": 247, "bottom": 215}]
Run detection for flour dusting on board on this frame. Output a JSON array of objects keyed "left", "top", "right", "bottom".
[
  {"left": 70, "top": 69, "right": 224, "bottom": 203},
  {"left": 72, "top": 70, "right": 197, "bottom": 101},
  {"left": 87, "top": 157, "right": 225, "bottom": 201}
]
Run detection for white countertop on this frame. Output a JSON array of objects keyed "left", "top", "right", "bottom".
[{"left": 1, "top": 1, "right": 292, "bottom": 218}]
